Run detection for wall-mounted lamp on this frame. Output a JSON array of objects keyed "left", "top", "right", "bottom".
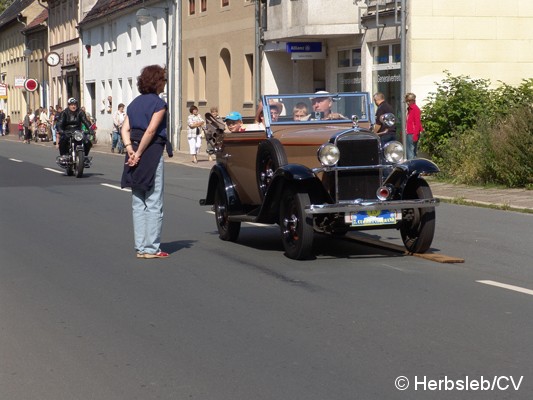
[{"left": 136, "top": 7, "right": 152, "bottom": 24}]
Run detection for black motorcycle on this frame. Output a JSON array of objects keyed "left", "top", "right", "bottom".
[{"left": 56, "top": 130, "right": 92, "bottom": 178}]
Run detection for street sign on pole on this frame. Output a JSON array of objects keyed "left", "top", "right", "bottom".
[
  {"left": 24, "top": 78, "right": 39, "bottom": 92},
  {"left": 0, "top": 83, "right": 7, "bottom": 99}
]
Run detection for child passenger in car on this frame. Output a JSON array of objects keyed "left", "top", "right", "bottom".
[
  {"left": 293, "top": 102, "right": 310, "bottom": 121},
  {"left": 224, "top": 111, "right": 246, "bottom": 132}
]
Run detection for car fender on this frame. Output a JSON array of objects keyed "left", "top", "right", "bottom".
[
  {"left": 199, "top": 164, "right": 242, "bottom": 212},
  {"left": 383, "top": 158, "right": 439, "bottom": 189},
  {"left": 257, "top": 164, "right": 331, "bottom": 223}
]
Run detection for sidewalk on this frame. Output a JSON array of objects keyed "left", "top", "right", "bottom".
[{"left": 3, "top": 134, "right": 532, "bottom": 212}]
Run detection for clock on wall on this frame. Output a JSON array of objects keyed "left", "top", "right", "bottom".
[{"left": 45, "top": 52, "right": 60, "bottom": 66}]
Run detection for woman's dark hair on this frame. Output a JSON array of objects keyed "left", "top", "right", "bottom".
[
  {"left": 189, "top": 105, "right": 198, "bottom": 114},
  {"left": 137, "top": 65, "right": 166, "bottom": 94}
]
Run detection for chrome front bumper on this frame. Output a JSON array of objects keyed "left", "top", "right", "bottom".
[{"left": 305, "top": 198, "right": 440, "bottom": 214}]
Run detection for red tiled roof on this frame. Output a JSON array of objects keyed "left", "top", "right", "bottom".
[{"left": 79, "top": 0, "right": 144, "bottom": 26}]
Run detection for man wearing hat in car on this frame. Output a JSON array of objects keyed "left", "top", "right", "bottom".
[
  {"left": 310, "top": 91, "right": 346, "bottom": 120},
  {"left": 224, "top": 111, "right": 246, "bottom": 132}
]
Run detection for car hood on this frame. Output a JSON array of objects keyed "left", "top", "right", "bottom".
[{"left": 273, "top": 125, "right": 369, "bottom": 145}]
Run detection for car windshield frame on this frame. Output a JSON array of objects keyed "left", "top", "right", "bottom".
[{"left": 262, "top": 92, "right": 375, "bottom": 128}]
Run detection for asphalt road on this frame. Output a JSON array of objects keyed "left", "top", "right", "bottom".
[{"left": 1, "top": 141, "right": 532, "bottom": 400}]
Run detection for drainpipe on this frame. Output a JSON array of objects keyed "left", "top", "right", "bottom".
[
  {"left": 254, "top": 0, "right": 262, "bottom": 108},
  {"left": 400, "top": 0, "right": 407, "bottom": 151},
  {"left": 175, "top": 0, "right": 182, "bottom": 151}
]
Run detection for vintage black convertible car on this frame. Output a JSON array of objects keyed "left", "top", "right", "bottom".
[{"left": 200, "top": 92, "right": 440, "bottom": 259}]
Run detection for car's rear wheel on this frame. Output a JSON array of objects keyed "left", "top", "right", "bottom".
[
  {"left": 256, "top": 139, "right": 287, "bottom": 199},
  {"left": 279, "top": 189, "right": 314, "bottom": 260},
  {"left": 214, "top": 182, "right": 241, "bottom": 242},
  {"left": 400, "top": 178, "right": 435, "bottom": 253}
]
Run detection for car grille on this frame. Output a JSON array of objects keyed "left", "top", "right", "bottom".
[{"left": 335, "top": 134, "right": 380, "bottom": 201}]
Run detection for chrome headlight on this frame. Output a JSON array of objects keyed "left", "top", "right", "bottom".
[
  {"left": 383, "top": 141, "right": 404, "bottom": 163},
  {"left": 73, "top": 130, "right": 84, "bottom": 141},
  {"left": 317, "top": 143, "right": 340, "bottom": 166},
  {"left": 381, "top": 112, "right": 396, "bottom": 127}
]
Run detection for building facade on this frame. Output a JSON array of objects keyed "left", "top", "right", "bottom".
[
  {"left": 0, "top": 0, "right": 49, "bottom": 122},
  {"left": 2, "top": 0, "right": 533, "bottom": 143},
  {"left": 78, "top": 0, "right": 175, "bottom": 145},
  {"left": 180, "top": 0, "right": 256, "bottom": 147}
]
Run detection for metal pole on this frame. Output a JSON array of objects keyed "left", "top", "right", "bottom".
[
  {"left": 254, "top": 0, "right": 262, "bottom": 108},
  {"left": 400, "top": 0, "right": 407, "bottom": 151},
  {"left": 165, "top": 4, "right": 171, "bottom": 149}
]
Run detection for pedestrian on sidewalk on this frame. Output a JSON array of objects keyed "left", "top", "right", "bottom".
[
  {"left": 0, "top": 109, "right": 5, "bottom": 136},
  {"left": 120, "top": 64, "right": 169, "bottom": 259},
  {"left": 187, "top": 105, "right": 205, "bottom": 163},
  {"left": 405, "top": 92, "right": 423, "bottom": 159},
  {"left": 4, "top": 115, "right": 10, "bottom": 135},
  {"left": 373, "top": 92, "right": 397, "bottom": 143},
  {"left": 112, "top": 103, "right": 126, "bottom": 153},
  {"left": 23, "top": 109, "right": 33, "bottom": 143}
]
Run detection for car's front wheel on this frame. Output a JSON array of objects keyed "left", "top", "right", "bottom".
[
  {"left": 400, "top": 178, "right": 436, "bottom": 253},
  {"left": 214, "top": 182, "right": 241, "bottom": 242},
  {"left": 279, "top": 189, "right": 314, "bottom": 260}
]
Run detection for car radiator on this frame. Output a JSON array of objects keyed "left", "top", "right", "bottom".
[{"left": 335, "top": 134, "right": 381, "bottom": 201}]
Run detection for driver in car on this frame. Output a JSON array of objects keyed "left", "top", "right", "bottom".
[{"left": 310, "top": 91, "right": 346, "bottom": 120}]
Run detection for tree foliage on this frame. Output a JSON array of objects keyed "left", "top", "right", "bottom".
[
  {"left": 0, "top": 0, "right": 15, "bottom": 15},
  {"left": 420, "top": 72, "right": 533, "bottom": 188}
]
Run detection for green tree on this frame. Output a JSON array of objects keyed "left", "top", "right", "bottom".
[
  {"left": 421, "top": 72, "right": 533, "bottom": 188},
  {"left": 0, "top": 0, "right": 15, "bottom": 14},
  {"left": 420, "top": 71, "right": 492, "bottom": 161}
]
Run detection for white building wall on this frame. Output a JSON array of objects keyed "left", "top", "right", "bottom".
[
  {"left": 81, "top": 5, "right": 166, "bottom": 144},
  {"left": 409, "top": 0, "right": 533, "bottom": 103}
]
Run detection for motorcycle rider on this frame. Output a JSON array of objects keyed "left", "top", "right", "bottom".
[{"left": 56, "top": 98, "right": 93, "bottom": 165}]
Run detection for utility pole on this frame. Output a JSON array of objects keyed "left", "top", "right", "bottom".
[{"left": 400, "top": 0, "right": 407, "bottom": 151}]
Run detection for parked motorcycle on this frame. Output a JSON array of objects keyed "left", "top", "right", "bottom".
[{"left": 56, "top": 130, "right": 92, "bottom": 178}]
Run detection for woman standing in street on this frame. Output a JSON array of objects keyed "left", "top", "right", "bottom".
[
  {"left": 187, "top": 105, "right": 205, "bottom": 163},
  {"left": 121, "top": 65, "right": 169, "bottom": 259}
]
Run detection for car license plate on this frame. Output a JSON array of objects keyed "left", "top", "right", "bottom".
[{"left": 346, "top": 210, "right": 400, "bottom": 227}]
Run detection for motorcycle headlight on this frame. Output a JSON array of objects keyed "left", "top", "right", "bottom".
[
  {"left": 73, "top": 131, "right": 84, "bottom": 141},
  {"left": 317, "top": 143, "right": 340, "bottom": 166},
  {"left": 383, "top": 141, "right": 404, "bottom": 163}
]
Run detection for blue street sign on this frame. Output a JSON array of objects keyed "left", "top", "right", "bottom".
[{"left": 286, "top": 42, "right": 322, "bottom": 53}]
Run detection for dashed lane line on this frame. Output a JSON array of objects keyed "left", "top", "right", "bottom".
[
  {"left": 101, "top": 183, "right": 131, "bottom": 192},
  {"left": 477, "top": 280, "right": 533, "bottom": 297},
  {"left": 9, "top": 158, "right": 23, "bottom": 162},
  {"left": 44, "top": 167, "right": 63, "bottom": 174}
]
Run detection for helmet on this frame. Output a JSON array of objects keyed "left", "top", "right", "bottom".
[{"left": 67, "top": 97, "right": 78, "bottom": 105}]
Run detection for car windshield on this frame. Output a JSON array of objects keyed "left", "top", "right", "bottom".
[{"left": 262, "top": 92, "right": 374, "bottom": 126}]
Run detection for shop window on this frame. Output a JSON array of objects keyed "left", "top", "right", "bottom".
[
  {"left": 374, "top": 45, "right": 389, "bottom": 64},
  {"left": 338, "top": 48, "right": 361, "bottom": 68}
]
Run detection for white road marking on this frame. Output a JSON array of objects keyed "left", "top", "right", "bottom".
[
  {"left": 477, "top": 280, "right": 533, "bottom": 296},
  {"left": 9, "top": 158, "right": 23, "bottom": 162},
  {"left": 44, "top": 167, "right": 63, "bottom": 174},
  {"left": 101, "top": 183, "right": 131, "bottom": 192}
]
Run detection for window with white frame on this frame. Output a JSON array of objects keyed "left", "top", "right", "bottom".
[{"left": 337, "top": 48, "right": 362, "bottom": 92}]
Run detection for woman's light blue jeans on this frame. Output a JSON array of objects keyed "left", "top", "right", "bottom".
[{"left": 131, "top": 156, "right": 164, "bottom": 255}]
